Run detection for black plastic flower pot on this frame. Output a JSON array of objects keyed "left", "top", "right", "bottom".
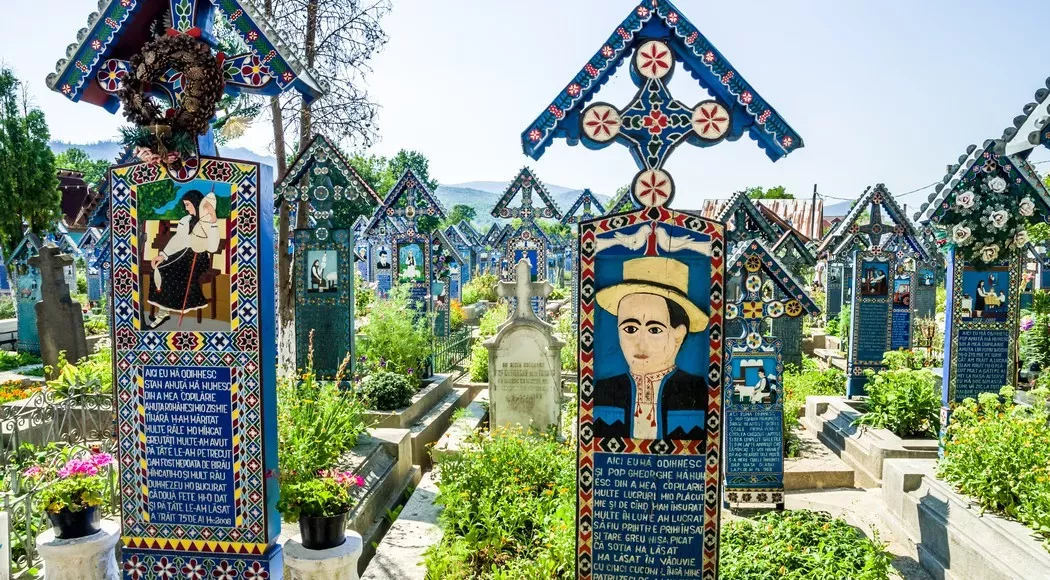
[
  {"left": 299, "top": 512, "right": 349, "bottom": 550},
  {"left": 47, "top": 505, "right": 101, "bottom": 540}
]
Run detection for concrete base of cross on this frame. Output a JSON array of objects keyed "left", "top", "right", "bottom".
[
  {"left": 284, "top": 531, "right": 363, "bottom": 580},
  {"left": 36, "top": 520, "right": 119, "bottom": 580}
]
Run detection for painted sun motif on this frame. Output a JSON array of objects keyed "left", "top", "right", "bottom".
[
  {"left": 633, "top": 169, "right": 673, "bottom": 208},
  {"left": 635, "top": 40, "right": 673, "bottom": 80},
  {"left": 582, "top": 104, "right": 621, "bottom": 142},
  {"left": 692, "top": 100, "right": 731, "bottom": 141}
]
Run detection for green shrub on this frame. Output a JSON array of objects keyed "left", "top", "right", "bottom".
[
  {"left": 720, "top": 510, "right": 892, "bottom": 579},
  {"left": 548, "top": 286, "right": 567, "bottom": 300},
  {"left": 360, "top": 371, "right": 415, "bottom": 411},
  {"left": 783, "top": 359, "right": 843, "bottom": 457},
  {"left": 854, "top": 368, "right": 939, "bottom": 438},
  {"left": 277, "top": 357, "right": 367, "bottom": 480},
  {"left": 277, "top": 470, "right": 365, "bottom": 522},
  {"left": 354, "top": 269, "right": 375, "bottom": 317},
  {"left": 836, "top": 305, "right": 850, "bottom": 347},
  {"left": 882, "top": 350, "right": 925, "bottom": 371},
  {"left": 45, "top": 345, "right": 112, "bottom": 399},
  {"left": 84, "top": 315, "right": 107, "bottom": 336},
  {"left": 554, "top": 311, "right": 576, "bottom": 372},
  {"left": 0, "top": 350, "right": 41, "bottom": 371},
  {"left": 76, "top": 274, "right": 87, "bottom": 295},
  {"left": 825, "top": 316, "right": 839, "bottom": 337},
  {"left": 359, "top": 284, "right": 431, "bottom": 377},
  {"left": 0, "top": 294, "right": 15, "bottom": 319},
  {"left": 469, "top": 302, "right": 508, "bottom": 382},
  {"left": 939, "top": 386, "right": 1050, "bottom": 553},
  {"left": 450, "top": 299, "right": 465, "bottom": 331},
  {"left": 462, "top": 274, "right": 498, "bottom": 305},
  {"left": 426, "top": 428, "right": 575, "bottom": 578}
]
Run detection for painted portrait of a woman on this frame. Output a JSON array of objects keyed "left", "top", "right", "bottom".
[{"left": 147, "top": 190, "right": 221, "bottom": 328}]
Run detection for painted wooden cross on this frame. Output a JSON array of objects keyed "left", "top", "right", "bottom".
[{"left": 498, "top": 258, "right": 551, "bottom": 322}]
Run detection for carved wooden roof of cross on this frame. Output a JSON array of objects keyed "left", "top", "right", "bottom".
[
  {"left": 725, "top": 240, "right": 820, "bottom": 337},
  {"left": 561, "top": 189, "right": 607, "bottom": 225},
  {"left": 820, "top": 184, "right": 933, "bottom": 262},
  {"left": 365, "top": 169, "right": 447, "bottom": 234},
  {"left": 492, "top": 168, "right": 563, "bottom": 224}
]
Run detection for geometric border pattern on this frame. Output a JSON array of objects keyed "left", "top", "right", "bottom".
[
  {"left": 577, "top": 206, "right": 723, "bottom": 580},
  {"left": 110, "top": 157, "right": 271, "bottom": 551}
]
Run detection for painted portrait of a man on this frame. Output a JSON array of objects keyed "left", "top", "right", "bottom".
[{"left": 592, "top": 256, "right": 708, "bottom": 440}]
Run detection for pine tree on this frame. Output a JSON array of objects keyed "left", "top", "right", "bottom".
[{"left": 0, "top": 68, "right": 61, "bottom": 254}]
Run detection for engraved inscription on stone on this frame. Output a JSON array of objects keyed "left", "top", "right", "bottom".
[{"left": 489, "top": 325, "right": 560, "bottom": 430}]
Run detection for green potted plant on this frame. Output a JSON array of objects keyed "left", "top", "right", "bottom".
[
  {"left": 24, "top": 451, "right": 114, "bottom": 539},
  {"left": 277, "top": 469, "right": 365, "bottom": 550}
]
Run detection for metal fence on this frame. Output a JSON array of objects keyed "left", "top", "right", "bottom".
[
  {"left": 432, "top": 327, "right": 475, "bottom": 374},
  {"left": 0, "top": 388, "right": 117, "bottom": 578}
]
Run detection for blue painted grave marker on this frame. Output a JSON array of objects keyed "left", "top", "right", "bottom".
[{"left": 847, "top": 250, "right": 894, "bottom": 397}]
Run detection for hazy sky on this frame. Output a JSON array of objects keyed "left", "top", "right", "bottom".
[{"left": 4, "top": 0, "right": 1050, "bottom": 207}]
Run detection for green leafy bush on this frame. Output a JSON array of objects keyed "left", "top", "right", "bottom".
[
  {"left": 426, "top": 428, "right": 575, "bottom": 578},
  {"left": 783, "top": 359, "right": 844, "bottom": 457},
  {"left": 825, "top": 316, "right": 839, "bottom": 337},
  {"left": 720, "top": 510, "right": 892, "bottom": 579},
  {"left": 882, "top": 350, "right": 926, "bottom": 371},
  {"left": 0, "top": 294, "right": 15, "bottom": 319},
  {"left": 468, "top": 302, "right": 508, "bottom": 382},
  {"left": 462, "top": 273, "right": 498, "bottom": 305},
  {"left": 548, "top": 286, "right": 567, "bottom": 300},
  {"left": 354, "top": 269, "right": 375, "bottom": 317},
  {"left": 84, "top": 315, "right": 107, "bottom": 336},
  {"left": 554, "top": 311, "right": 576, "bottom": 372},
  {"left": 277, "top": 470, "right": 365, "bottom": 522},
  {"left": 359, "top": 284, "right": 431, "bottom": 377},
  {"left": 0, "top": 350, "right": 41, "bottom": 371},
  {"left": 939, "top": 386, "right": 1050, "bottom": 552},
  {"left": 854, "top": 368, "right": 939, "bottom": 438},
  {"left": 277, "top": 355, "right": 367, "bottom": 481},
  {"left": 360, "top": 371, "right": 416, "bottom": 411},
  {"left": 45, "top": 346, "right": 112, "bottom": 399},
  {"left": 450, "top": 299, "right": 465, "bottom": 331},
  {"left": 836, "top": 305, "right": 850, "bottom": 348},
  {"left": 76, "top": 273, "right": 87, "bottom": 295}
]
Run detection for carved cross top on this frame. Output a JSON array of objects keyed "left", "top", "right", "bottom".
[
  {"left": 498, "top": 258, "right": 551, "bottom": 321},
  {"left": 28, "top": 244, "right": 73, "bottom": 300}
]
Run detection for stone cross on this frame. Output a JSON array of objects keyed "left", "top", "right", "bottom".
[
  {"left": 498, "top": 258, "right": 551, "bottom": 322},
  {"left": 29, "top": 244, "right": 88, "bottom": 373},
  {"left": 28, "top": 245, "right": 74, "bottom": 307}
]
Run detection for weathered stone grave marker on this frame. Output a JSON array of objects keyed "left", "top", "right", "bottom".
[
  {"left": 485, "top": 258, "right": 564, "bottom": 431},
  {"left": 522, "top": 0, "right": 805, "bottom": 576},
  {"left": 723, "top": 241, "right": 820, "bottom": 508},
  {"left": 30, "top": 244, "right": 89, "bottom": 373}
]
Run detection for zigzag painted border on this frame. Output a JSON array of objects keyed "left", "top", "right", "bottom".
[{"left": 576, "top": 206, "right": 723, "bottom": 580}]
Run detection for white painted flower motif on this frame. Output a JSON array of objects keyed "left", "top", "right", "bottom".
[
  {"left": 980, "top": 244, "right": 1000, "bottom": 262},
  {"left": 988, "top": 176, "right": 1008, "bottom": 193},
  {"left": 1019, "top": 196, "right": 1035, "bottom": 217},
  {"left": 988, "top": 210, "right": 1010, "bottom": 229},
  {"left": 1014, "top": 229, "right": 1029, "bottom": 248},
  {"left": 955, "top": 190, "right": 976, "bottom": 210},
  {"left": 951, "top": 224, "right": 972, "bottom": 245}
]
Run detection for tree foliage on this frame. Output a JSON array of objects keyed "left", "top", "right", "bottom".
[
  {"left": 0, "top": 68, "right": 61, "bottom": 254},
  {"left": 348, "top": 149, "right": 439, "bottom": 197},
  {"left": 445, "top": 204, "right": 476, "bottom": 227},
  {"left": 54, "top": 147, "right": 109, "bottom": 188},
  {"left": 745, "top": 185, "right": 793, "bottom": 200}
]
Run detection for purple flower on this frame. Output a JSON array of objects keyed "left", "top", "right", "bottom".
[
  {"left": 58, "top": 458, "right": 98, "bottom": 479},
  {"left": 407, "top": 368, "right": 414, "bottom": 376},
  {"left": 23, "top": 466, "right": 43, "bottom": 478},
  {"left": 1021, "top": 317, "right": 1035, "bottom": 332}
]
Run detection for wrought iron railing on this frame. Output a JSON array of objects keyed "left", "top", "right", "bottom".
[
  {"left": 432, "top": 327, "right": 475, "bottom": 374},
  {"left": 0, "top": 388, "right": 116, "bottom": 578}
]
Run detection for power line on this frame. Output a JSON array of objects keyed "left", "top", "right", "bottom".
[{"left": 817, "top": 159, "right": 1050, "bottom": 204}]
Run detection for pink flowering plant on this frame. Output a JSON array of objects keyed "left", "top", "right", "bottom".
[
  {"left": 276, "top": 469, "right": 366, "bottom": 522},
  {"left": 26, "top": 451, "right": 114, "bottom": 514}
]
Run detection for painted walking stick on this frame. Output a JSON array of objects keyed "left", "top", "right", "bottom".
[{"left": 177, "top": 252, "right": 199, "bottom": 328}]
